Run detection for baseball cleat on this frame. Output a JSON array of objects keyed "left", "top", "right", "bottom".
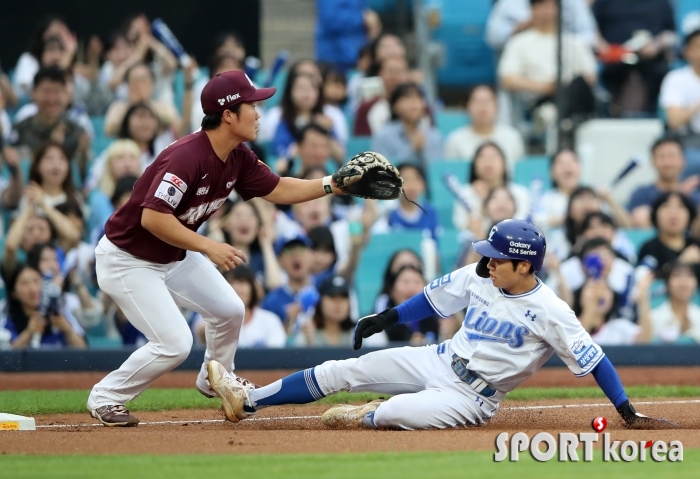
[
  {"left": 89, "top": 405, "right": 140, "bottom": 427},
  {"left": 206, "top": 360, "right": 255, "bottom": 423},
  {"left": 321, "top": 400, "right": 384, "bottom": 428}
]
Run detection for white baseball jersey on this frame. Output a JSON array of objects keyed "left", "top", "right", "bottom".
[{"left": 424, "top": 263, "right": 605, "bottom": 393}]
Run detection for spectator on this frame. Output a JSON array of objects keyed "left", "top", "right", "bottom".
[
  {"left": 661, "top": 28, "right": 700, "bottom": 134},
  {"left": 260, "top": 234, "right": 317, "bottom": 326},
  {"left": 315, "top": 1, "right": 381, "bottom": 72},
  {"left": 190, "top": 53, "right": 243, "bottom": 133},
  {"left": 87, "top": 140, "right": 143, "bottom": 237},
  {"left": 110, "top": 175, "right": 137, "bottom": 210},
  {"left": 99, "top": 31, "right": 133, "bottom": 99},
  {"left": 0, "top": 264, "right": 86, "bottom": 349},
  {"left": 381, "top": 265, "right": 439, "bottom": 344},
  {"left": 594, "top": 0, "right": 676, "bottom": 116},
  {"left": 26, "top": 241, "right": 101, "bottom": 332},
  {"left": 207, "top": 198, "right": 281, "bottom": 290},
  {"left": 374, "top": 249, "right": 423, "bottom": 313},
  {"left": 486, "top": 0, "right": 598, "bottom": 51},
  {"left": 321, "top": 67, "right": 349, "bottom": 111},
  {"left": 445, "top": 85, "right": 525, "bottom": 170},
  {"left": 353, "top": 55, "right": 409, "bottom": 136},
  {"left": 24, "top": 141, "right": 83, "bottom": 210},
  {"left": 371, "top": 82, "right": 442, "bottom": 167},
  {"left": 277, "top": 123, "right": 334, "bottom": 177},
  {"left": 660, "top": 29, "right": 700, "bottom": 177},
  {"left": 1, "top": 185, "right": 80, "bottom": 279},
  {"left": 264, "top": 72, "right": 347, "bottom": 162},
  {"left": 0, "top": 146, "right": 23, "bottom": 217},
  {"left": 366, "top": 33, "right": 407, "bottom": 78},
  {"left": 103, "top": 62, "right": 180, "bottom": 137},
  {"left": 534, "top": 149, "right": 582, "bottom": 229},
  {"left": 560, "top": 236, "right": 636, "bottom": 320},
  {"left": 637, "top": 262, "right": 700, "bottom": 344},
  {"left": 0, "top": 57, "right": 19, "bottom": 110},
  {"left": 194, "top": 266, "right": 286, "bottom": 348},
  {"left": 308, "top": 226, "right": 338, "bottom": 287},
  {"left": 294, "top": 275, "right": 357, "bottom": 347},
  {"left": 452, "top": 141, "right": 530, "bottom": 231},
  {"left": 291, "top": 194, "right": 352, "bottom": 271},
  {"left": 578, "top": 211, "right": 637, "bottom": 263},
  {"left": 499, "top": 0, "right": 597, "bottom": 125},
  {"left": 89, "top": 175, "right": 139, "bottom": 245},
  {"left": 554, "top": 186, "right": 632, "bottom": 259},
  {"left": 14, "top": 67, "right": 97, "bottom": 145},
  {"left": 72, "top": 35, "right": 114, "bottom": 116},
  {"left": 12, "top": 17, "right": 77, "bottom": 99},
  {"left": 108, "top": 13, "right": 179, "bottom": 104},
  {"left": 457, "top": 185, "right": 519, "bottom": 268},
  {"left": 86, "top": 102, "right": 176, "bottom": 191},
  {"left": 638, "top": 191, "right": 700, "bottom": 282},
  {"left": 383, "top": 164, "right": 441, "bottom": 241},
  {"left": 10, "top": 68, "right": 90, "bottom": 172},
  {"left": 628, "top": 137, "right": 700, "bottom": 228}
]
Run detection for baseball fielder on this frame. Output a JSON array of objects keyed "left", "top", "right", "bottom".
[
  {"left": 207, "top": 219, "right": 665, "bottom": 430},
  {"left": 87, "top": 71, "right": 352, "bottom": 426}
]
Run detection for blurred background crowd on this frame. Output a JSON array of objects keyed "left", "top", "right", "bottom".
[{"left": 1, "top": 0, "right": 700, "bottom": 351}]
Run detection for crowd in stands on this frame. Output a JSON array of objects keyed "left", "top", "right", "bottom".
[{"left": 2, "top": 0, "right": 700, "bottom": 351}]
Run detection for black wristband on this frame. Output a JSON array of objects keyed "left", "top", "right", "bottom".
[
  {"left": 616, "top": 400, "right": 637, "bottom": 423},
  {"left": 7, "top": 163, "right": 18, "bottom": 176},
  {"left": 377, "top": 307, "right": 399, "bottom": 327}
]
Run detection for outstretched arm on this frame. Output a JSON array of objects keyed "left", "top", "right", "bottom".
[{"left": 591, "top": 356, "right": 672, "bottom": 429}]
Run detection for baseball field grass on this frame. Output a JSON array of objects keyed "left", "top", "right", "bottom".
[
  {"left": 3, "top": 385, "right": 700, "bottom": 415},
  {"left": 5, "top": 450, "right": 699, "bottom": 479}
]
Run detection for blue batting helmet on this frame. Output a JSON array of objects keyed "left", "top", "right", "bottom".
[{"left": 472, "top": 219, "right": 546, "bottom": 277}]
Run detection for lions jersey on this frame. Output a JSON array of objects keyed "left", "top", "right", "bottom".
[{"left": 424, "top": 263, "right": 604, "bottom": 393}]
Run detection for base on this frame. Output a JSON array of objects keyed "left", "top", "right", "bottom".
[{"left": 0, "top": 413, "right": 36, "bottom": 431}]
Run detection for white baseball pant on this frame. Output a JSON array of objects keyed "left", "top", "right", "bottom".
[
  {"left": 314, "top": 341, "right": 504, "bottom": 429},
  {"left": 87, "top": 236, "right": 244, "bottom": 409}
]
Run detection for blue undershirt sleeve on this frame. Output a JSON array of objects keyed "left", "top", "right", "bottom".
[
  {"left": 591, "top": 356, "right": 628, "bottom": 408},
  {"left": 395, "top": 292, "right": 438, "bottom": 324}
]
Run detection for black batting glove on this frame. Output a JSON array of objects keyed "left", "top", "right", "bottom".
[
  {"left": 353, "top": 308, "right": 399, "bottom": 350},
  {"left": 617, "top": 400, "right": 677, "bottom": 429}
]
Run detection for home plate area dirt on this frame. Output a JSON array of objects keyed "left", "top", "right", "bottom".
[{"left": 1, "top": 367, "right": 699, "bottom": 455}]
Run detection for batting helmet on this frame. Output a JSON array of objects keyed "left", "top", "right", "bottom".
[{"left": 472, "top": 219, "right": 546, "bottom": 278}]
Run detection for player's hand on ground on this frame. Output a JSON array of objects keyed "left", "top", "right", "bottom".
[
  {"left": 353, "top": 308, "right": 399, "bottom": 350},
  {"left": 617, "top": 400, "right": 678, "bottom": 429},
  {"left": 204, "top": 241, "right": 247, "bottom": 271}
]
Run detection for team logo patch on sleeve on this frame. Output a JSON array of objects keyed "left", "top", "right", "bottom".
[
  {"left": 164, "top": 172, "right": 187, "bottom": 193},
  {"left": 576, "top": 345, "right": 599, "bottom": 368},
  {"left": 571, "top": 340, "right": 587, "bottom": 355},
  {"left": 155, "top": 181, "right": 184, "bottom": 208}
]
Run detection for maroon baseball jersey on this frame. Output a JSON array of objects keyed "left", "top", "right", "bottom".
[{"left": 105, "top": 130, "right": 280, "bottom": 263}]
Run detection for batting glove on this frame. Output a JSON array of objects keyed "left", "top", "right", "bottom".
[{"left": 353, "top": 308, "right": 399, "bottom": 350}]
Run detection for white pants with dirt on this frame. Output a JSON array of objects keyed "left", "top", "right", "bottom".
[
  {"left": 314, "top": 341, "right": 505, "bottom": 430},
  {"left": 87, "top": 236, "right": 244, "bottom": 409}
]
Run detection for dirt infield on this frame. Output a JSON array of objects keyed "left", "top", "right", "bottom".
[
  {"left": 1, "top": 399, "right": 699, "bottom": 455},
  {"left": 1, "top": 367, "right": 699, "bottom": 455}
]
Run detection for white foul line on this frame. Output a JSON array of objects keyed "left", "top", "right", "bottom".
[{"left": 34, "top": 399, "right": 700, "bottom": 429}]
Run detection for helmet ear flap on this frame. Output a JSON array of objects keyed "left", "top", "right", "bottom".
[{"left": 476, "top": 256, "right": 490, "bottom": 278}]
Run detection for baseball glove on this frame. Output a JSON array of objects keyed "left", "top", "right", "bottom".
[{"left": 332, "top": 152, "right": 403, "bottom": 200}]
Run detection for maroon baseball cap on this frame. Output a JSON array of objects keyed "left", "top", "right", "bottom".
[{"left": 200, "top": 70, "right": 276, "bottom": 115}]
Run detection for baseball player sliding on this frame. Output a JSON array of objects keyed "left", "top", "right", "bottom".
[
  {"left": 207, "top": 219, "right": 668, "bottom": 430},
  {"left": 87, "top": 70, "right": 402, "bottom": 426}
]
